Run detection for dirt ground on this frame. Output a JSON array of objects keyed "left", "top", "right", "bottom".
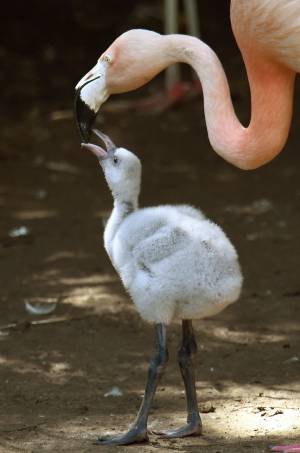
[{"left": 1, "top": 3, "right": 300, "bottom": 453}]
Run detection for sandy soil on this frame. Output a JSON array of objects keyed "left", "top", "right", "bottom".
[{"left": 1, "top": 3, "right": 300, "bottom": 452}]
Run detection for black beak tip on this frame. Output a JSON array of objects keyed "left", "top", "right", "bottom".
[{"left": 74, "top": 89, "right": 97, "bottom": 143}]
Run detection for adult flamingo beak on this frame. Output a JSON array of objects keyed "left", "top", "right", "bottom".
[
  {"left": 74, "top": 79, "right": 99, "bottom": 143},
  {"left": 74, "top": 59, "right": 110, "bottom": 142}
]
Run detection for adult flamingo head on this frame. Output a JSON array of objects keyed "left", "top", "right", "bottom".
[{"left": 75, "top": 29, "right": 169, "bottom": 142}]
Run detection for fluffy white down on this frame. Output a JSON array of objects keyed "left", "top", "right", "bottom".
[{"left": 105, "top": 203, "right": 242, "bottom": 325}]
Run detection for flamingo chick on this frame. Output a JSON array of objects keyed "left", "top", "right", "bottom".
[{"left": 82, "top": 129, "right": 243, "bottom": 446}]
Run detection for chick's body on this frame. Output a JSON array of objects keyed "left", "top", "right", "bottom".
[{"left": 105, "top": 204, "right": 242, "bottom": 324}]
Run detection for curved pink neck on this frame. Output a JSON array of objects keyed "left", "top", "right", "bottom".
[{"left": 165, "top": 34, "right": 295, "bottom": 169}]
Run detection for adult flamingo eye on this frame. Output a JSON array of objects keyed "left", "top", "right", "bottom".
[{"left": 100, "top": 54, "right": 112, "bottom": 63}]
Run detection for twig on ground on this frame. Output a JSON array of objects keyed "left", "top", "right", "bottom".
[{"left": 0, "top": 315, "right": 93, "bottom": 333}]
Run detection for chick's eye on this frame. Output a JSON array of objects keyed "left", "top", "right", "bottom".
[{"left": 113, "top": 157, "right": 118, "bottom": 164}]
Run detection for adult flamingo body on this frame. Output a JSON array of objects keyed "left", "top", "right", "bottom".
[{"left": 75, "top": 0, "right": 299, "bottom": 170}]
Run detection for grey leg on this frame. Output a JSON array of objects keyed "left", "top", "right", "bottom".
[
  {"left": 155, "top": 319, "right": 202, "bottom": 438},
  {"left": 96, "top": 323, "right": 168, "bottom": 445}
]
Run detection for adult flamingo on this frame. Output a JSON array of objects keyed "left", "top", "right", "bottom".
[
  {"left": 75, "top": 0, "right": 299, "bottom": 170},
  {"left": 74, "top": 1, "right": 300, "bottom": 450}
]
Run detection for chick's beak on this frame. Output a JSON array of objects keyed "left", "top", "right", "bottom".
[
  {"left": 81, "top": 128, "right": 116, "bottom": 160},
  {"left": 74, "top": 60, "right": 110, "bottom": 142},
  {"left": 81, "top": 142, "right": 107, "bottom": 159}
]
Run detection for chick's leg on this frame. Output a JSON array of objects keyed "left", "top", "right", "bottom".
[
  {"left": 96, "top": 323, "right": 168, "bottom": 445},
  {"left": 154, "top": 319, "right": 202, "bottom": 438}
]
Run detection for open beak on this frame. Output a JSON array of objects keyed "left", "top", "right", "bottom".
[
  {"left": 74, "top": 60, "right": 109, "bottom": 142},
  {"left": 81, "top": 128, "right": 116, "bottom": 160},
  {"left": 92, "top": 128, "right": 116, "bottom": 151},
  {"left": 81, "top": 142, "right": 107, "bottom": 159}
]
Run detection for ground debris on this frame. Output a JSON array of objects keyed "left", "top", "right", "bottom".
[
  {"left": 200, "top": 403, "right": 216, "bottom": 413},
  {"left": 8, "top": 226, "right": 30, "bottom": 238},
  {"left": 1, "top": 226, "right": 33, "bottom": 248},
  {"left": 43, "top": 161, "right": 80, "bottom": 175},
  {"left": 33, "top": 157, "right": 80, "bottom": 175},
  {"left": 224, "top": 198, "right": 273, "bottom": 215},
  {"left": 284, "top": 356, "right": 300, "bottom": 364},
  {"left": 268, "top": 410, "right": 284, "bottom": 417},
  {"left": 0, "top": 315, "right": 93, "bottom": 334},
  {"left": 104, "top": 386, "right": 123, "bottom": 397},
  {"left": 25, "top": 300, "right": 57, "bottom": 315},
  {"left": 253, "top": 406, "right": 284, "bottom": 417}
]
